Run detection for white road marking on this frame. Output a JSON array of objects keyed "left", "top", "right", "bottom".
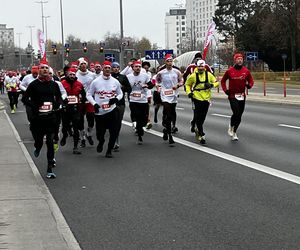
[
  {"left": 176, "top": 107, "right": 184, "bottom": 110},
  {"left": 211, "top": 113, "right": 231, "bottom": 118},
  {"left": 123, "top": 120, "right": 300, "bottom": 185},
  {"left": 278, "top": 124, "right": 300, "bottom": 130}
]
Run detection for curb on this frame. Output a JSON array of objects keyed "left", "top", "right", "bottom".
[{"left": 3, "top": 110, "right": 81, "bottom": 250}]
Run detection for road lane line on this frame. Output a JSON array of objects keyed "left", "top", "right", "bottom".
[
  {"left": 211, "top": 113, "right": 231, "bottom": 118},
  {"left": 278, "top": 124, "right": 300, "bottom": 130},
  {"left": 176, "top": 107, "right": 185, "bottom": 110},
  {"left": 123, "top": 120, "right": 300, "bottom": 185}
]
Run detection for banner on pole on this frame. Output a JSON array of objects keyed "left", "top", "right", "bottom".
[
  {"left": 37, "top": 29, "right": 46, "bottom": 61},
  {"left": 202, "top": 21, "right": 216, "bottom": 60}
]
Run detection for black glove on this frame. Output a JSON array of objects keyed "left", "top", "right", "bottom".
[
  {"left": 246, "top": 84, "right": 251, "bottom": 89},
  {"left": 63, "top": 98, "right": 68, "bottom": 105},
  {"left": 94, "top": 103, "right": 100, "bottom": 113},
  {"left": 108, "top": 97, "right": 118, "bottom": 105},
  {"left": 188, "top": 92, "right": 194, "bottom": 99},
  {"left": 225, "top": 90, "right": 230, "bottom": 96},
  {"left": 204, "top": 82, "right": 214, "bottom": 89}
]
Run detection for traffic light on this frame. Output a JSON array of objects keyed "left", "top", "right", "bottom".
[
  {"left": 37, "top": 51, "right": 41, "bottom": 59},
  {"left": 99, "top": 47, "right": 104, "bottom": 53},
  {"left": 52, "top": 44, "right": 57, "bottom": 55},
  {"left": 65, "top": 47, "right": 70, "bottom": 54},
  {"left": 83, "top": 46, "right": 87, "bottom": 53}
]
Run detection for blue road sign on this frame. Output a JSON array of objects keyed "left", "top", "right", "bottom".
[
  {"left": 145, "top": 49, "right": 174, "bottom": 60},
  {"left": 104, "top": 53, "right": 115, "bottom": 62},
  {"left": 246, "top": 52, "right": 258, "bottom": 61}
]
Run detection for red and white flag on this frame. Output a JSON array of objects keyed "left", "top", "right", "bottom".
[
  {"left": 202, "top": 21, "right": 216, "bottom": 60},
  {"left": 37, "top": 29, "right": 46, "bottom": 61}
]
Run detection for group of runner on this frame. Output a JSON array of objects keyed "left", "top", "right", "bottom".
[{"left": 1, "top": 51, "right": 254, "bottom": 179}]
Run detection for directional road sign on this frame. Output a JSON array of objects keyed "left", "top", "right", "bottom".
[
  {"left": 145, "top": 49, "right": 174, "bottom": 60},
  {"left": 246, "top": 51, "right": 258, "bottom": 61},
  {"left": 104, "top": 53, "right": 115, "bottom": 62}
]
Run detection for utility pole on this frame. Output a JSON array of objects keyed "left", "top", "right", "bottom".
[
  {"left": 16, "top": 32, "right": 22, "bottom": 70},
  {"left": 119, "top": 0, "right": 124, "bottom": 69},
  {"left": 44, "top": 16, "right": 50, "bottom": 43},
  {"left": 26, "top": 25, "right": 35, "bottom": 65},
  {"left": 60, "top": 0, "right": 65, "bottom": 68},
  {"left": 35, "top": 1, "right": 48, "bottom": 33}
]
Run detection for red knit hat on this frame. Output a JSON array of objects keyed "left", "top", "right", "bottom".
[
  {"left": 94, "top": 61, "right": 101, "bottom": 66},
  {"left": 234, "top": 53, "right": 243, "bottom": 61}
]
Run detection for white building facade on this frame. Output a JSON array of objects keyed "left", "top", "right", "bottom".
[
  {"left": 165, "top": 8, "right": 187, "bottom": 56},
  {"left": 185, "top": 0, "right": 218, "bottom": 44},
  {"left": 0, "top": 24, "right": 14, "bottom": 48}
]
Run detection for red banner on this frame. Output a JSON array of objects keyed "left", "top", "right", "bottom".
[
  {"left": 202, "top": 21, "right": 216, "bottom": 60},
  {"left": 37, "top": 29, "right": 46, "bottom": 61}
]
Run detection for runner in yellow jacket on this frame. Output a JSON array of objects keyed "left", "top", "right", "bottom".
[{"left": 185, "top": 59, "right": 219, "bottom": 144}]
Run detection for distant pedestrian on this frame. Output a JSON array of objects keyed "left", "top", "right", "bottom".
[{"left": 221, "top": 53, "right": 254, "bottom": 141}]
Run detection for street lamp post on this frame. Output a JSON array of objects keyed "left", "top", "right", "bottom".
[
  {"left": 35, "top": 1, "right": 48, "bottom": 33},
  {"left": 119, "top": 0, "right": 124, "bottom": 69},
  {"left": 60, "top": 0, "right": 65, "bottom": 68},
  {"left": 26, "top": 25, "right": 35, "bottom": 65},
  {"left": 16, "top": 32, "right": 22, "bottom": 70},
  {"left": 44, "top": 16, "right": 50, "bottom": 43}
]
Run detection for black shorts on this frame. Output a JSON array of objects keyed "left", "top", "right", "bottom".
[{"left": 153, "top": 91, "right": 162, "bottom": 105}]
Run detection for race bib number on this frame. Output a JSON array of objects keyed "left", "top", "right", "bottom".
[
  {"left": 101, "top": 103, "right": 110, "bottom": 110},
  {"left": 235, "top": 94, "right": 245, "bottom": 101},
  {"left": 164, "top": 89, "right": 174, "bottom": 96},
  {"left": 130, "top": 91, "right": 142, "bottom": 100},
  {"left": 67, "top": 95, "right": 78, "bottom": 104},
  {"left": 39, "top": 102, "right": 53, "bottom": 112}
]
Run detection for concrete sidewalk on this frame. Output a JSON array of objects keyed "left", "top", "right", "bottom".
[{"left": 0, "top": 101, "right": 80, "bottom": 250}]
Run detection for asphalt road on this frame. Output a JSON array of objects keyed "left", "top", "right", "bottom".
[{"left": 2, "top": 94, "right": 300, "bottom": 250}]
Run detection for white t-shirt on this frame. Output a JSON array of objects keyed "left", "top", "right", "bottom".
[
  {"left": 156, "top": 68, "right": 182, "bottom": 103},
  {"left": 20, "top": 74, "right": 37, "bottom": 91},
  {"left": 87, "top": 75, "right": 123, "bottom": 115},
  {"left": 76, "top": 70, "right": 95, "bottom": 91},
  {"left": 127, "top": 72, "right": 151, "bottom": 103}
]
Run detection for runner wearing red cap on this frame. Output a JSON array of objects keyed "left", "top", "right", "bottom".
[{"left": 221, "top": 53, "right": 254, "bottom": 141}]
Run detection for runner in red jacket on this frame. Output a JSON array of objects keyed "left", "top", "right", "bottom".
[{"left": 221, "top": 53, "right": 254, "bottom": 141}]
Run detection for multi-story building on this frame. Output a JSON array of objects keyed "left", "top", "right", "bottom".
[
  {"left": 0, "top": 24, "right": 14, "bottom": 49},
  {"left": 165, "top": 8, "right": 186, "bottom": 56},
  {"left": 186, "top": 0, "right": 218, "bottom": 44}
]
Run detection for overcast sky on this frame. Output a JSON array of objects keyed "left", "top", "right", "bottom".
[{"left": 0, "top": 0, "right": 185, "bottom": 50}]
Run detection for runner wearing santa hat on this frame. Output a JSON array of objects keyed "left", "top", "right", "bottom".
[
  {"left": 4, "top": 71, "right": 19, "bottom": 113},
  {"left": 60, "top": 68, "right": 87, "bottom": 154},
  {"left": 155, "top": 54, "right": 183, "bottom": 145},
  {"left": 94, "top": 61, "right": 102, "bottom": 78},
  {"left": 22, "top": 60, "right": 63, "bottom": 179},
  {"left": 127, "top": 60, "right": 154, "bottom": 144},
  {"left": 76, "top": 57, "right": 96, "bottom": 147},
  {"left": 221, "top": 53, "right": 254, "bottom": 141},
  {"left": 87, "top": 61, "right": 123, "bottom": 158}
]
